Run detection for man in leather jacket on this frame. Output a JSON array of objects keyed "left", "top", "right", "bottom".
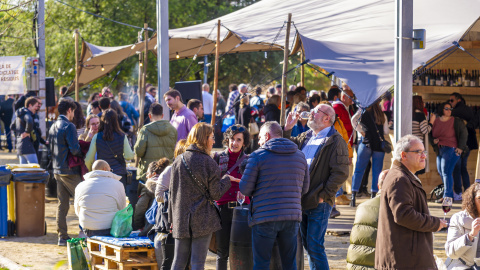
[{"left": 47, "top": 99, "right": 82, "bottom": 246}]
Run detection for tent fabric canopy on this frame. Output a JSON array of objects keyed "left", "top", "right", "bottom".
[{"left": 75, "top": 0, "right": 480, "bottom": 107}]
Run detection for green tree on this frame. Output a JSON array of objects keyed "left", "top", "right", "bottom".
[{"left": 1, "top": 0, "right": 329, "bottom": 100}]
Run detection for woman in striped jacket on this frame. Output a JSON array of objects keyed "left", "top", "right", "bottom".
[{"left": 412, "top": 95, "right": 430, "bottom": 175}]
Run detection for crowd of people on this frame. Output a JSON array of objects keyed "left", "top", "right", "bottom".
[{"left": 3, "top": 81, "right": 480, "bottom": 270}]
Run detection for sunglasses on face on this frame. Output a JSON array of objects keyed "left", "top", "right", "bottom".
[
  {"left": 444, "top": 107, "right": 453, "bottom": 111},
  {"left": 230, "top": 126, "right": 246, "bottom": 132},
  {"left": 449, "top": 99, "right": 455, "bottom": 102}
]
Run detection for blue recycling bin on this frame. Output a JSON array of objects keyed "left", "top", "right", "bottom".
[{"left": 0, "top": 166, "right": 12, "bottom": 237}]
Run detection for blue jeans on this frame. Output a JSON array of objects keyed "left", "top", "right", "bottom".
[
  {"left": 19, "top": 153, "right": 38, "bottom": 164},
  {"left": 3, "top": 124, "right": 12, "bottom": 151},
  {"left": 453, "top": 149, "right": 470, "bottom": 194},
  {"left": 171, "top": 234, "right": 211, "bottom": 270},
  {"left": 252, "top": 221, "right": 299, "bottom": 270},
  {"left": 351, "top": 142, "right": 385, "bottom": 193},
  {"left": 436, "top": 146, "right": 460, "bottom": 198},
  {"left": 300, "top": 202, "right": 332, "bottom": 270}
]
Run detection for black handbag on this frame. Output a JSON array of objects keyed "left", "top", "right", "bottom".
[
  {"left": 368, "top": 111, "right": 392, "bottom": 153},
  {"left": 181, "top": 155, "right": 221, "bottom": 222}
]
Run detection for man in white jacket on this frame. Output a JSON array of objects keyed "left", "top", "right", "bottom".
[{"left": 74, "top": 160, "right": 126, "bottom": 237}]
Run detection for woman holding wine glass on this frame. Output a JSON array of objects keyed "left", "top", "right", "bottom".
[
  {"left": 445, "top": 183, "right": 480, "bottom": 269},
  {"left": 429, "top": 102, "right": 467, "bottom": 203},
  {"left": 168, "top": 123, "right": 232, "bottom": 270},
  {"left": 212, "top": 124, "right": 251, "bottom": 270}
]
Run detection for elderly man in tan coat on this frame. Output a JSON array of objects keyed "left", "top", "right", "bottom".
[{"left": 375, "top": 134, "right": 447, "bottom": 270}]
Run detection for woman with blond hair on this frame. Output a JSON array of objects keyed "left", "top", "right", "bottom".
[
  {"left": 445, "top": 183, "right": 480, "bottom": 269},
  {"left": 168, "top": 123, "right": 233, "bottom": 269}
]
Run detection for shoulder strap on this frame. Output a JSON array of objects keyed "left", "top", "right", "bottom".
[
  {"left": 367, "top": 111, "right": 385, "bottom": 142},
  {"left": 102, "top": 133, "right": 127, "bottom": 166},
  {"left": 226, "top": 154, "right": 248, "bottom": 175},
  {"left": 181, "top": 154, "right": 215, "bottom": 203}
]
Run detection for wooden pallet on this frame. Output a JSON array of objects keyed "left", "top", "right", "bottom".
[{"left": 87, "top": 239, "right": 157, "bottom": 270}]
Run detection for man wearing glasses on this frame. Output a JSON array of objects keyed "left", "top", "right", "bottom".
[
  {"left": 375, "top": 134, "right": 447, "bottom": 269},
  {"left": 284, "top": 103, "right": 349, "bottom": 269},
  {"left": 101, "top": 87, "right": 113, "bottom": 98}
]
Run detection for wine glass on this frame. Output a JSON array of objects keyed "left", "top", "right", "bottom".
[
  {"left": 442, "top": 197, "right": 453, "bottom": 222},
  {"left": 299, "top": 111, "right": 310, "bottom": 120},
  {"left": 237, "top": 191, "right": 245, "bottom": 208}
]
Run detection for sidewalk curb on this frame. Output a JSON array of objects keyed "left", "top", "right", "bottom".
[{"left": 0, "top": 254, "right": 30, "bottom": 270}]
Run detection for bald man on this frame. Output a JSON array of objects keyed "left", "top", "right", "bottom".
[
  {"left": 74, "top": 159, "right": 126, "bottom": 237},
  {"left": 284, "top": 104, "right": 349, "bottom": 269}
]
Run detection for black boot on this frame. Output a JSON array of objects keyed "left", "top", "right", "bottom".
[
  {"left": 371, "top": 192, "right": 377, "bottom": 198},
  {"left": 350, "top": 192, "right": 356, "bottom": 207}
]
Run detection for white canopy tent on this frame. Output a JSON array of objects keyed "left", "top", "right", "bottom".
[{"left": 75, "top": 0, "right": 480, "bottom": 107}]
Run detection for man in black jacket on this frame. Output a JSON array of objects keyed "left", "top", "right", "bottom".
[
  {"left": 449, "top": 92, "right": 477, "bottom": 200},
  {"left": 15, "top": 97, "right": 41, "bottom": 164},
  {"left": 48, "top": 99, "right": 82, "bottom": 246},
  {"left": 1, "top": 95, "right": 15, "bottom": 152}
]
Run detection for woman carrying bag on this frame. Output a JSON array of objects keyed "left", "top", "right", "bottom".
[
  {"left": 350, "top": 102, "right": 389, "bottom": 207},
  {"left": 168, "top": 123, "right": 233, "bottom": 270},
  {"left": 85, "top": 109, "right": 135, "bottom": 188}
]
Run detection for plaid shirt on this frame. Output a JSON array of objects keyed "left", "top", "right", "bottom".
[{"left": 225, "top": 90, "right": 239, "bottom": 117}]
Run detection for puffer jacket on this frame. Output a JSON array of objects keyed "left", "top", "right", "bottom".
[
  {"left": 74, "top": 170, "right": 126, "bottom": 230},
  {"left": 48, "top": 115, "right": 82, "bottom": 174},
  {"left": 133, "top": 178, "right": 157, "bottom": 233},
  {"left": 346, "top": 194, "right": 380, "bottom": 270},
  {"left": 445, "top": 210, "right": 479, "bottom": 270},
  {"left": 134, "top": 120, "right": 177, "bottom": 181},
  {"left": 240, "top": 137, "right": 310, "bottom": 227},
  {"left": 15, "top": 107, "right": 36, "bottom": 155},
  {"left": 168, "top": 144, "right": 231, "bottom": 239}
]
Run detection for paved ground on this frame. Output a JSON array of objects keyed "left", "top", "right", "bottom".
[{"left": 0, "top": 151, "right": 455, "bottom": 269}]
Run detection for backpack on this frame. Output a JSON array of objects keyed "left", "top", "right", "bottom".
[{"left": 429, "top": 184, "right": 444, "bottom": 201}]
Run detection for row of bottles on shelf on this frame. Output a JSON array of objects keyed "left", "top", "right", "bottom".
[
  {"left": 425, "top": 102, "right": 480, "bottom": 116},
  {"left": 413, "top": 69, "right": 480, "bottom": 87}
]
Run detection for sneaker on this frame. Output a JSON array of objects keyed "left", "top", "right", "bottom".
[
  {"left": 454, "top": 193, "right": 463, "bottom": 201},
  {"left": 330, "top": 208, "right": 341, "bottom": 219},
  {"left": 58, "top": 237, "right": 70, "bottom": 246},
  {"left": 335, "top": 194, "right": 351, "bottom": 205}
]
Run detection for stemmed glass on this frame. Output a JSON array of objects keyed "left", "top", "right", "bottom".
[
  {"left": 237, "top": 191, "right": 245, "bottom": 208},
  {"left": 442, "top": 197, "right": 453, "bottom": 222}
]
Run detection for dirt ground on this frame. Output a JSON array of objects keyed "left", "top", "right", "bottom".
[
  {"left": 0, "top": 196, "right": 451, "bottom": 270},
  {"left": 0, "top": 151, "right": 452, "bottom": 269}
]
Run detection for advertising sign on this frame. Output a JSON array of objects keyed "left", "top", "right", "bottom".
[{"left": 0, "top": 56, "right": 26, "bottom": 95}]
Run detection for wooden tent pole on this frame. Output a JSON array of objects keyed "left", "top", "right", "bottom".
[
  {"left": 280, "top": 13, "right": 292, "bottom": 126},
  {"left": 139, "top": 24, "right": 148, "bottom": 128},
  {"left": 74, "top": 29, "right": 79, "bottom": 101},
  {"left": 300, "top": 50, "right": 305, "bottom": 87},
  {"left": 211, "top": 20, "right": 221, "bottom": 126}
]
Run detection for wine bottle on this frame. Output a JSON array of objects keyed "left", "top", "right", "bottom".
[
  {"left": 430, "top": 70, "right": 436, "bottom": 86},
  {"left": 443, "top": 69, "right": 447, "bottom": 86},
  {"left": 458, "top": 69, "right": 463, "bottom": 86},
  {"left": 447, "top": 69, "right": 451, "bottom": 86},
  {"left": 465, "top": 69, "right": 470, "bottom": 87}
]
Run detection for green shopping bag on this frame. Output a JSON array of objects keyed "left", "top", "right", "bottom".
[
  {"left": 110, "top": 204, "right": 133, "bottom": 238},
  {"left": 67, "top": 238, "right": 90, "bottom": 270}
]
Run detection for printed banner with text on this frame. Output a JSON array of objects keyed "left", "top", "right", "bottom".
[{"left": 0, "top": 56, "right": 26, "bottom": 95}]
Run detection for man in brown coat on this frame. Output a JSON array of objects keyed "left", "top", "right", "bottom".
[{"left": 375, "top": 134, "right": 448, "bottom": 270}]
